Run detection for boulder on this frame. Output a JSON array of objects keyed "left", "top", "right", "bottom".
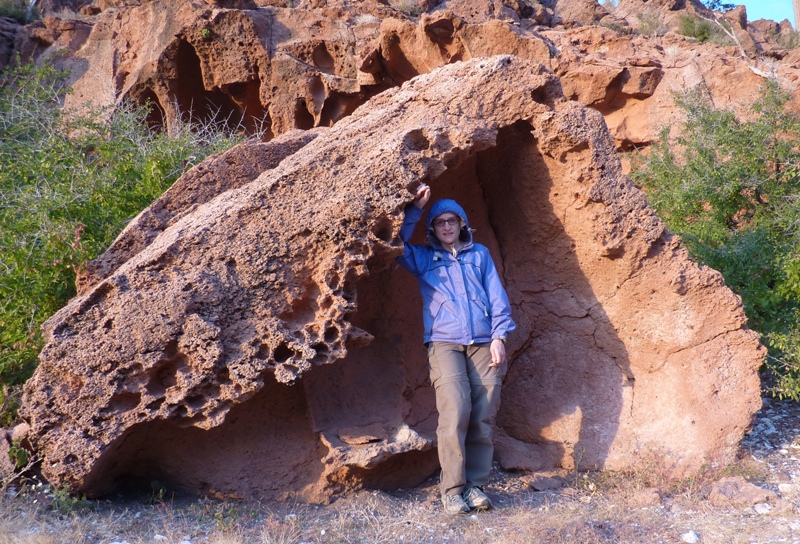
[
  {"left": 13, "top": 15, "right": 92, "bottom": 61},
  {"left": 550, "top": 0, "right": 613, "bottom": 26},
  {"left": 708, "top": 476, "right": 778, "bottom": 508},
  {"left": 22, "top": 56, "right": 763, "bottom": 502},
  {"left": 76, "top": 128, "right": 325, "bottom": 294}
]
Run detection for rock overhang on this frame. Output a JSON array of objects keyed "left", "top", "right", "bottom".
[{"left": 20, "top": 55, "right": 764, "bottom": 502}]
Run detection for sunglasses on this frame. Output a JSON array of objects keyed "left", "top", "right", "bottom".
[{"left": 433, "top": 217, "right": 461, "bottom": 228}]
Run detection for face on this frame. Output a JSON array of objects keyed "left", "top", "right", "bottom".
[{"left": 432, "top": 212, "right": 462, "bottom": 247}]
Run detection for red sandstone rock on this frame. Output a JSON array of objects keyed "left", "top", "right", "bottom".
[
  {"left": 551, "top": 0, "right": 614, "bottom": 26},
  {"left": 22, "top": 56, "right": 764, "bottom": 502},
  {"left": 9, "top": 0, "right": 800, "bottom": 153},
  {"left": 627, "top": 487, "right": 661, "bottom": 507},
  {"left": 76, "top": 128, "right": 325, "bottom": 294},
  {"left": 708, "top": 476, "right": 778, "bottom": 508}
]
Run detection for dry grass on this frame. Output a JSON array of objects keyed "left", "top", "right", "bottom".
[{"left": 0, "top": 455, "right": 796, "bottom": 544}]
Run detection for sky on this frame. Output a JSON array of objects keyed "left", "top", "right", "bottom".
[{"left": 739, "top": 0, "right": 794, "bottom": 27}]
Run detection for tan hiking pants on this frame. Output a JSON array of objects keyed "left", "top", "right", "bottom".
[{"left": 427, "top": 341, "right": 507, "bottom": 498}]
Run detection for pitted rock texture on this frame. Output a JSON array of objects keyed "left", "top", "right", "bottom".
[
  {"left": 9, "top": 0, "right": 800, "bottom": 152},
  {"left": 75, "top": 127, "right": 325, "bottom": 294},
  {"left": 22, "top": 56, "right": 763, "bottom": 502}
]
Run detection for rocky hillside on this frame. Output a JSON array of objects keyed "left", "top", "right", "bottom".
[{"left": 2, "top": 0, "right": 799, "bottom": 152}]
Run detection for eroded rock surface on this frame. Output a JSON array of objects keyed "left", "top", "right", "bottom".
[
  {"left": 22, "top": 56, "right": 763, "bottom": 502},
  {"left": 8, "top": 0, "right": 800, "bottom": 153},
  {"left": 75, "top": 127, "right": 325, "bottom": 294}
]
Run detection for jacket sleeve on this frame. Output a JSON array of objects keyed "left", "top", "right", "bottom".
[
  {"left": 396, "top": 204, "right": 427, "bottom": 276},
  {"left": 482, "top": 250, "right": 516, "bottom": 340}
]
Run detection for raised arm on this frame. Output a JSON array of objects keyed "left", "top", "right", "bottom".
[
  {"left": 399, "top": 184, "right": 430, "bottom": 242},
  {"left": 397, "top": 184, "right": 431, "bottom": 275}
]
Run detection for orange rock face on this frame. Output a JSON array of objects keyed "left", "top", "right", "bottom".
[
  {"left": 21, "top": 57, "right": 764, "bottom": 502},
  {"left": 8, "top": 0, "right": 800, "bottom": 155}
]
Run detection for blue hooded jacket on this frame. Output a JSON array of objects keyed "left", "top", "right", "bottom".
[{"left": 397, "top": 199, "right": 516, "bottom": 345}]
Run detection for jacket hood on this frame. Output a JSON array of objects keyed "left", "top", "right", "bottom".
[{"left": 426, "top": 199, "right": 473, "bottom": 248}]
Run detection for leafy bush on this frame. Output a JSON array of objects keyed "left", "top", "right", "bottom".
[
  {"left": 0, "top": 0, "right": 37, "bottom": 23},
  {"left": 631, "top": 83, "right": 800, "bottom": 399},
  {"left": 678, "top": 14, "right": 734, "bottom": 46},
  {"left": 0, "top": 59, "right": 242, "bottom": 419}
]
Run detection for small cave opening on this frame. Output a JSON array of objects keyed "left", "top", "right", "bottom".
[
  {"left": 318, "top": 92, "right": 365, "bottom": 128},
  {"left": 311, "top": 43, "right": 336, "bottom": 74},
  {"left": 222, "top": 80, "right": 269, "bottom": 136},
  {"left": 170, "top": 40, "right": 247, "bottom": 131},
  {"left": 80, "top": 372, "right": 326, "bottom": 501},
  {"left": 299, "top": 118, "right": 633, "bottom": 488},
  {"left": 134, "top": 88, "right": 167, "bottom": 132},
  {"left": 293, "top": 98, "right": 316, "bottom": 130}
]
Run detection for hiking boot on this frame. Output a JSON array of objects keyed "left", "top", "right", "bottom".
[
  {"left": 463, "top": 486, "right": 492, "bottom": 510},
  {"left": 442, "top": 493, "right": 470, "bottom": 515}
]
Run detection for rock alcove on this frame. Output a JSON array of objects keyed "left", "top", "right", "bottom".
[{"left": 21, "top": 56, "right": 763, "bottom": 503}]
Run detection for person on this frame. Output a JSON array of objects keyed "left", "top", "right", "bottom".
[{"left": 397, "top": 183, "right": 516, "bottom": 515}]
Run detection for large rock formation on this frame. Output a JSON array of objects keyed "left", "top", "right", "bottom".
[
  {"left": 21, "top": 56, "right": 764, "bottom": 502},
  {"left": 7, "top": 0, "right": 800, "bottom": 154},
  {"left": 74, "top": 127, "right": 325, "bottom": 294}
]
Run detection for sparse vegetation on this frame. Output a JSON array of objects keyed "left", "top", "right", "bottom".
[
  {"left": 0, "top": 58, "right": 243, "bottom": 424},
  {"left": 635, "top": 11, "right": 667, "bottom": 37},
  {"left": 597, "top": 19, "right": 632, "bottom": 35},
  {"left": 7, "top": 438, "right": 28, "bottom": 469},
  {"left": 631, "top": 82, "right": 800, "bottom": 400},
  {"left": 0, "top": 455, "right": 795, "bottom": 544},
  {"left": 50, "top": 485, "right": 92, "bottom": 514},
  {"left": 389, "top": 0, "right": 423, "bottom": 18},
  {"left": 777, "top": 30, "right": 800, "bottom": 50}
]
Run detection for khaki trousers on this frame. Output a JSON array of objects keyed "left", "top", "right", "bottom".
[{"left": 427, "top": 341, "right": 506, "bottom": 497}]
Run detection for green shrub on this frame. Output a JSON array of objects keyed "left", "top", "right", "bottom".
[
  {"left": 0, "top": 0, "right": 38, "bottom": 23},
  {"left": 678, "top": 14, "right": 734, "bottom": 46},
  {"left": 631, "top": 83, "right": 800, "bottom": 399},
  {"left": 0, "top": 59, "right": 242, "bottom": 421}
]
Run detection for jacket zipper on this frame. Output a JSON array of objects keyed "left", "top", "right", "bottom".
[{"left": 457, "top": 253, "right": 475, "bottom": 344}]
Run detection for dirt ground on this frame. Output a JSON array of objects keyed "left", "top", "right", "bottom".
[{"left": 1, "top": 398, "right": 799, "bottom": 544}]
